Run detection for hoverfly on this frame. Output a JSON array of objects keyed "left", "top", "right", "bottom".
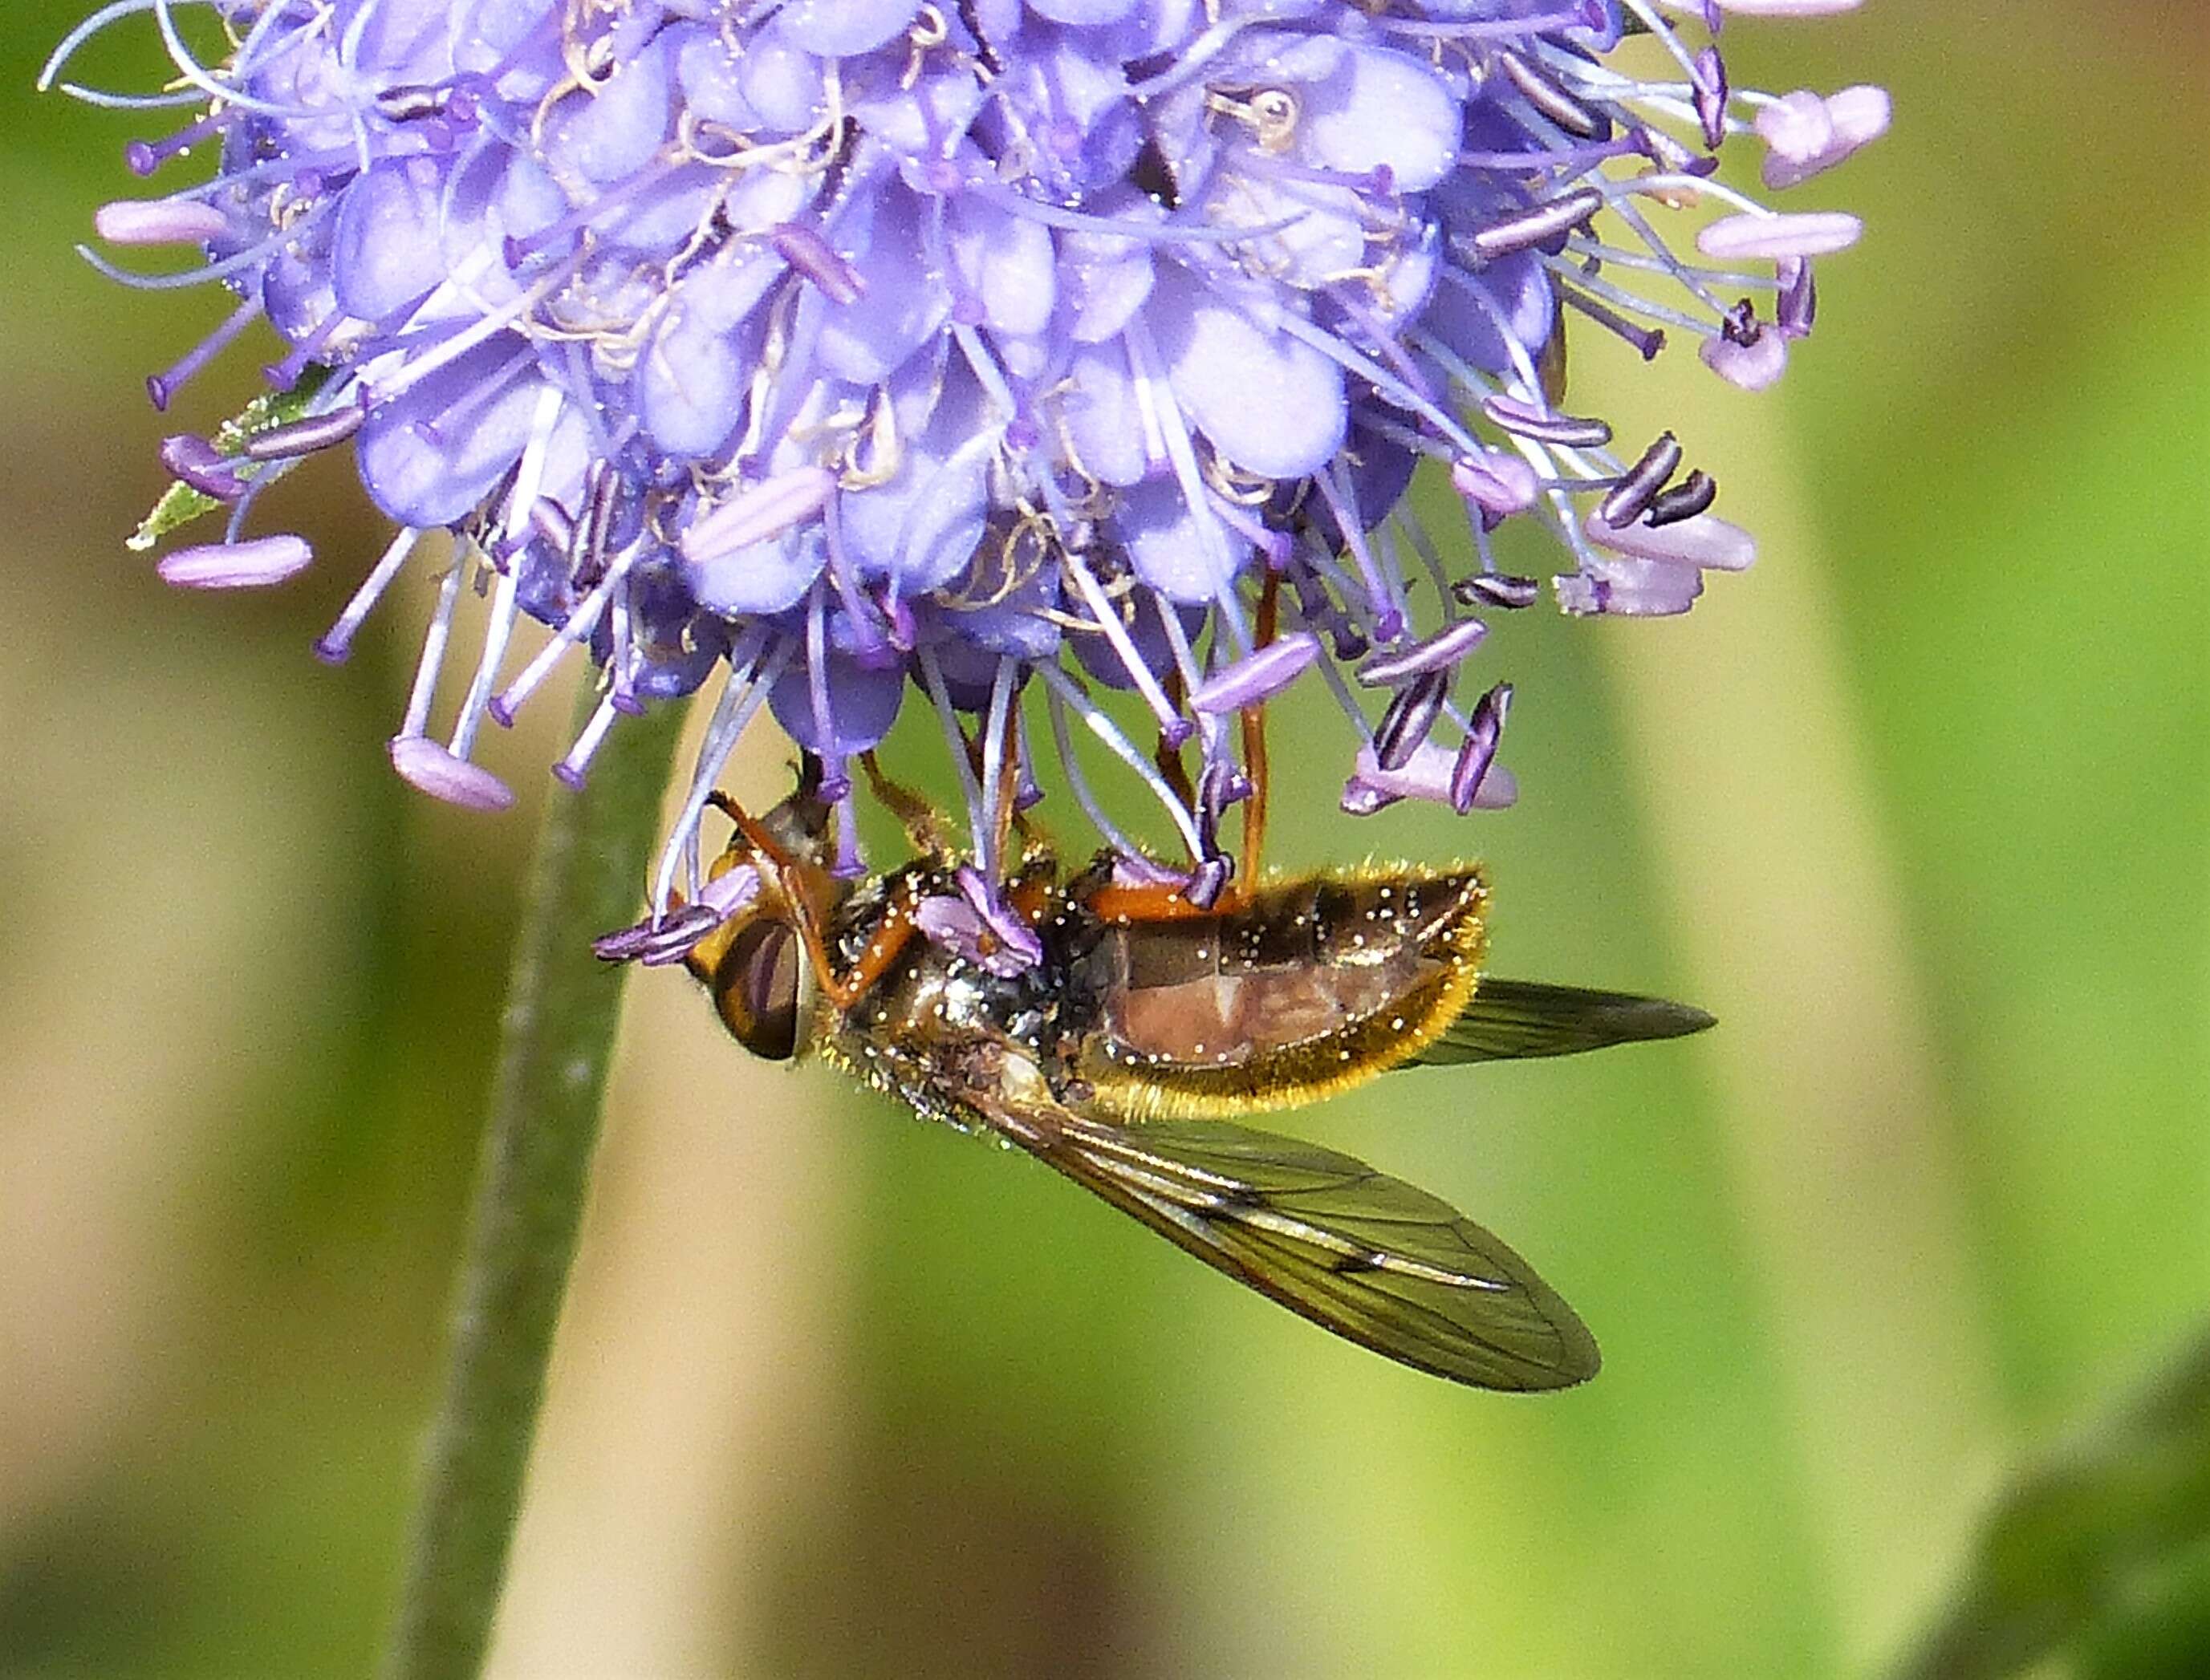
[{"left": 639, "top": 743, "right": 1712, "bottom": 1394}]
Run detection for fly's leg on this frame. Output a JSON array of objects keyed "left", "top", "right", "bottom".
[
  {"left": 988, "top": 706, "right": 1026, "bottom": 876},
  {"left": 1237, "top": 569, "right": 1278, "bottom": 899},
  {"left": 827, "top": 880, "right": 928, "bottom": 1008},
  {"left": 1156, "top": 671, "right": 1198, "bottom": 814},
  {"left": 708, "top": 789, "right": 916, "bottom": 1008},
  {"left": 859, "top": 751, "right": 949, "bottom": 856},
  {"left": 1079, "top": 874, "right": 1221, "bottom": 926}
]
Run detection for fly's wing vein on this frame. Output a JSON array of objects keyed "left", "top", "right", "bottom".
[{"left": 974, "top": 1099, "right": 1599, "bottom": 1391}]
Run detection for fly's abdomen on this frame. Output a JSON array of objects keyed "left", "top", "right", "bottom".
[{"left": 1070, "top": 867, "right": 1491, "bottom": 1121}]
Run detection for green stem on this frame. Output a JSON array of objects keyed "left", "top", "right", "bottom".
[{"left": 381, "top": 692, "right": 685, "bottom": 1680}]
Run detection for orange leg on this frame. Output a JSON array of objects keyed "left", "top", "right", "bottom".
[
  {"left": 989, "top": 708, "right": 1022, "bottom": 878},
  {"left": 827, "top": 885, "right": 925, "bottom": 1008},
  {"left": 708, "top": 789, "right": 914, "bottom": 1009},
  {"left": 859, "top": 751, "right": 946, "bottom": 854},
  {"left": 1237, "top": 570, "right": 1278, "bottom": 895},
  {"left": 1081, "top": 876, "right": 1221, "bottom": 927},
  {"left": 1156, "top": 672, "right": 1197, "bottom": 812}
]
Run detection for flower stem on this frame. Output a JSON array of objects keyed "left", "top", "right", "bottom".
[{"left": 382, "top": 690, "right": 685, "bottom": 1680}]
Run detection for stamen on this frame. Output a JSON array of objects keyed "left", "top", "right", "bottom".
[
  {"left": 1044, "top": 682, "right": 1166, "bottom": 866},
  {"left": 915, "top": 645, "right": 992, "bottom": 857},
  {"left": 771, "top": 222, "right": 865, "bottom": 304},
  {"left": 978, "top": 656, "right": 1017, "bottom": 873},
  {"left": 1777, "top": 258, "right": 1818, "bottom": 338},
  {"left": 1496, "top": 51, "right": 1611, "bottom": 141},
  {"left": 1697, "top": 210, "right": 1864, "bottom": 262},
  {"left": 145, "top": 294, "right": 261, "bottom": 410},
  {"left": 1464, "top": 189, "right": 1603, "bottom": 262},
  {"left": 77, "top": 195, "right": 334, "bottom": 293},
  {"left": 1455, "top": 574, "right": 1542, "bottom": 611},
  {"left": 1481, "top": 395, "right": 1614, "bottom": 448},
  {"left": 1187, "top": 632, "right": 1320, "bottom": 716},
  {"left": 1645, "top": 470, "right": 1719, "bottom": 527},
  {"left": 552, "top": 692, "right": 621, "bottom": 789},
  {"left": 831, "top": 772, "right": 865, "bottom": 879},
  {"left": 1452, "top": 452, "right": 1542, "bottom": 519},
  {"left": 1357, "top": 619, "right": 1488, "bottom": 688},
  {"left": 317, "top": 527, "right": 426, "bottom": 663},
  {"left": 158, "top": 432, "right": 244, "bottom": 501},
  {"left": 95, "top": 195, "right": 230, "bottom": 246},
  {"left": 156, "top": 534, "right": 312, "bottom": 589},
  {"left": 684, "top": 465, "right": 839, "bottom": 565},
  {"left": 240, "top": 403, "right": 367, "bottom": 461},
  {"left": 1452, "top": 682, "right": 1513, "bottom": 814},
  {"left": 1598, "top": 432, "right": 1684, "bottom": 527},
  {"left": 397, "top": 560, "right": 465, "bottom": 742},
  {"left": 1586, "top": 507, "right": 1755, "bottom": 570},
  {"left": 122, "top": 111, "right": 226, "bottom": 175},
  {"left": 490, "top": 540, "right": 640, "bottom": 724},
  {"left": 652, "top": 635, "right": 787, "bottom": 919},
  {"left": 1034, "top": 662, "right": 1205, "bottom": 859},
  {"left": 388, "top": 734, "right": 517, "bottom": 812},
  {"left": 1373, "top": 670, "right": 1449, "bottom": 773}
]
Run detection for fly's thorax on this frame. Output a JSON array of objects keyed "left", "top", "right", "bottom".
[
  {"left": 822, "top": 865, "right": 1070, "bottom": 1124},
  {"left": 1060, "top": 865, "right": 1491, "bottom": 1122}
]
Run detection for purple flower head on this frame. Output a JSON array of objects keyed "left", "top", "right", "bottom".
[{"left": 55, "top": 0, "right": 1879, "bottom": 905}]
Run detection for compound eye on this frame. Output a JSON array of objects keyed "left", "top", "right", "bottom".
[{"left": 716, "top": 919, "right": 802, "bottom": 1061}]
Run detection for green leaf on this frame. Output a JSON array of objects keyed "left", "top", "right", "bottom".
[
  {"left": 1895, "top": 1327, "right": 2210, "bottom": 1680},
  {"left": 128, "top": 363, "right": 333, "bottom": 551}
]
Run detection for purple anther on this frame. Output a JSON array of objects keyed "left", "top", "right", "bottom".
[
  {"left": 771, "top": 222, "right": 865, "bottom": 305},
  {"left": 1451, "top": 682, "right": 1513, "bottom": 814},
  {"left": 1691, "top": 47, "right": 1729, "bottom": 149},
  {"left": 1597, "top": 432, "right": 1683, "bottom": 528},
  {"left": 1187, "top": 631, "right": 1322, "bottom": 716},
  {"left": 1452, "top": 452, "right": 1541, "bottom": 519},
  {"left": 1181, "top": 854, "right": 1233, "bottom": 911},
  {"left": 159, "top": 432, "right": 246, "bottom": 501},
  {"left": 1465, "top": 189, "right": 1603, "bottom": 262},
  {"left": 636, "top": 903, "right": 725, "bottom": 966},
  {"left": 1454, "top": 574, "right": 1542, "bottom": 611},
  {"left": 699, "top": 863, "right": 764, "bottom": 923},
  {"left": 1644, "top": 470, "right": 1717, "bottom": 528},
  {"left": 388, "top": 735, "right": 518, "bottom": 812},
  {"left": 1373, "top": 670, "right": 1450, "bottom": 773},
  {"left": 1776, "top": 258, "right": 1818, "bottom": 339},
  {"left": 241, "top": 404, "right": 366, "bottom": 461},
  {"left": 916, "top": 866, "right": 1044, "bottom": 978},
  {"left": 591, "top": 920, "right": 659, "bottom": 963},
  {"left": 1357, "top": 618, "right": 1489, "bottom": 688},
  {"left": 95, "top": 197, "right": 230, "bottom": 246},
  {"left": 1496, "top": 51, "right": 1611, "bottom": 141},
  {"left": 1480, "top": 395, "right": 1613, "bottom": 448},
  {"left": 156, "top": 534, "right": 313, "bottom": 589}
]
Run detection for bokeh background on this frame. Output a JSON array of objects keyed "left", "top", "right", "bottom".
[{"left": 4, "top": 5, "right": 2207, "bottom": 1676}]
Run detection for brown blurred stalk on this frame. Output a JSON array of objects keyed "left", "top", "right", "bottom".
[{"left": 382, "top": 687, "right": 685, "bottom": 1680}]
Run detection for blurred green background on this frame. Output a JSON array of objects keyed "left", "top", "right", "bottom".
[{"left": 3, "top": 5, "right": 2207, "bottom": 1676}]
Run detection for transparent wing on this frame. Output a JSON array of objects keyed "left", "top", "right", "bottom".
[
  {"left": 1408, "top": 978, "right": 1715, "bottom": 1067},
  {"left": 978, "top": 1102, "right": 1599, "bottom": 1391}
]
